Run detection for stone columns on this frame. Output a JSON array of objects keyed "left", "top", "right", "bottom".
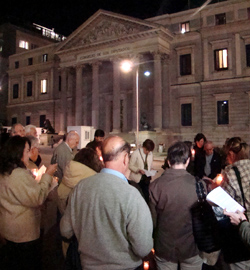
[
  {"left": 112, "top": 59, "right": 121, "bottom": 133},
  {"left": 21, "top": 75, "right": 24, "bottom": 102},
  {"left": 132, "top": 65, "right": 139, "bottom": 131},
  {"left": 91, "top": 61, "right": 101, "bottom": 128},
  {"left": 60, "top": 68, "right": 67, "bottom": 132},
  {"left": 162, "top": 54, "right": 170, "bottom": 129},
  {"left": 235, "top": 33, "right": 242, "bottom": 76},
  {"left": 153, "top": 52, "right": 163, "bottom": 131},
  {"left": 75, "top": 65, "right": 84, "bottom": 126}
]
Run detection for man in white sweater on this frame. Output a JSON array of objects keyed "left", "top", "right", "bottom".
[{"left": 60, "top": 136, "right": 153, "bottom": 270}]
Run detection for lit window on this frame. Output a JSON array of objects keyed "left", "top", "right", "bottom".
[
  {"left": 180, "top": 54, "right": 191, "bottom": 76},
  {"left": 181, "top": 22, "right": 190, "bottom": 33},
  {"left": 217, "top": 100, "right": 229, "bottom": 125},
  {"left": 214, "top": 49, "right": 228, "bottom": 71},
  {"left": 181, "top": 103, "right": 192, "bottom": 126},
  {"left": 41, "top": 79, "right": 47, "bottom": 94},
  {"left": 42, "top": 54, "right": 48, "bottom": 62},
  {"left": 19, "top": 40, "right": 29, "bottom": 49},
  {"left": 215, "top": 13, "right": 226, "bottom": 25}
]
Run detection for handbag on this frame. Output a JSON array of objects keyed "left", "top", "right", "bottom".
[
  {"left": 218, "top": 166, "right": 250, "bottom": 264},
  {"left": 191, "top": 177, "right": 221, "bottom": 255}
]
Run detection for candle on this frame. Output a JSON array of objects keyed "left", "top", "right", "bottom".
[
  {"left": 151, "top": 248, "right": 155, "bottom": 255},
  {"left": 143, "top": 261, "right": 149, "bottom": 270},
  {"left": 216, "top": 174, "right": 223, "bottom": 185},
  {"left": 191, "top": 149, "right": 195, "bottom": 158},
  {"left": 31, "top": 169, "right": 38, "bottom": 179}
]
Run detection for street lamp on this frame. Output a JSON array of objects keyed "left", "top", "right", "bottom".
[{"left": 120, "top": 60, "right": 151, "bottom": 148}]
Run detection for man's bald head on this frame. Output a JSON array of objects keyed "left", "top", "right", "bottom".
[
  {"left": 102, "top": 136, "right": 130, "bottom": 163},
  {"left": 12, "top": 123, "right": 25, "bottom": 137},
  {"left": 66, "top": 130, "right": 80, "bottom": 149}
]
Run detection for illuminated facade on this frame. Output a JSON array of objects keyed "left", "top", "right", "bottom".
[{"left": 6, "top": 0, "right": 250, "bottom": 146}]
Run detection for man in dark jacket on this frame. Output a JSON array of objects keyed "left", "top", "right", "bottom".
[{"left": 149, "top": 141, "right": 203, "bottom": 269}]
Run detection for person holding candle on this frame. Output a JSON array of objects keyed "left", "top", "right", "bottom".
[
  {"left": 0, "top": 135, "right": 57, "bottom": 270},
  {"left": 220, "top": 137, "right": 250, "bottom": 269},
  {"left": 193, "top": 133, "right": 207, "bottom": 179}
]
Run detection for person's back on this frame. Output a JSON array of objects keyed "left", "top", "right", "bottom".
[{"left": 60, "top": 136, "right": 153, "bottom": 270}]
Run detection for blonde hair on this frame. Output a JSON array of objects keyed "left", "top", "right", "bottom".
[{"left": 225, "top": 137, "right": 249, "bottom": 162}]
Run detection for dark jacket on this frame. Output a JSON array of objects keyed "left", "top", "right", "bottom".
[{"left": 149, "top": 168, "right": 199, "bottom": 262}]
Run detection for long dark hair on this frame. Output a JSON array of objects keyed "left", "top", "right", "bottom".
[
  {"left": 0, "top": 136, "right": 31, "bottom": 175},
  {"left": 74, "top": 147, "right": 103, "bottom": 172}
]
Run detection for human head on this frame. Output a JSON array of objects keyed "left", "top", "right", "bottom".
[
  {"left": 25, "top": 125, "right": 37, "bottom": 138},
  {"left": 142, "top": 139, "right": 155, "bottom": 154},
  {"left": 86, "top": 140, "right": 102, "bottom": 159},
  {"left": 65, "top": 131, "right": 80, "bottom": 149},
  {"left": 12, "top": 123, "right": 25, "bottom": 137},
  {"left": 26, "top": 135, "right": 39, "bottom": 162},
  {"left": 225, "top": 137, "right": 249, "bottom": 164},
  {"left": 94, "top": 129, "right": 105, "bottom": 142},
  {"left": 0, "top": 136, "right": 31, "bottom": 175},
  {"left": 101, "top": 136, "right": 130, "bottom": 174},
  {"left": 194, "top": 133, "right": 207, "bottom": 148},
  {"left": 74, "top": 148, "right": 103, "bottom": 172},
  {"left": 204, "top": 141, "right": 214, "bottom": 156},
  {"left": 167, "top": 141, "right": 190, "bottom": 166}
]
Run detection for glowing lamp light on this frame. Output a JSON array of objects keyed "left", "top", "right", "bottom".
[
  {"left": 191, "top": 149, "right": 195, "bottom": 158},
  {"left": 143, "top": 261, "right": 149, "bottom": 270},
  {"left": 144, "top": 71, "right": 151, "bottom": 77},
  {"left": 216, "top": 174, "right": 223, "bottom": 185},
  {"left": 120, "top": 60, "right": 133, "bottom": 73}
]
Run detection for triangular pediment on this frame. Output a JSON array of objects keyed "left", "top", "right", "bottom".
[{"left": 56, "top": 9, "right": 164, "bottom": 53}]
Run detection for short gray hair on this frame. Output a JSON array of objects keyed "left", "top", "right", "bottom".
[{"left": 25, "top": 124, "right": 37, "bottom": 135}]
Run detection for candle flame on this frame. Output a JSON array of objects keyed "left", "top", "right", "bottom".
[
  {"left": 216, "top": 174, "right": 223, "bottom": 185},
  {"left": 143, "top": 261, "right": 149, "bottom": 270}
]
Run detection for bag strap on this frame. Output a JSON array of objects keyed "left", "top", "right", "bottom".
[
  {"left": 232, "top": 166, "right": 248, "bottom": 219},
  {"left": 195, "top": 176, "right": 206, "bottom": 202},
  {"left": 139, "top": 149, "right": 147, "bottom": 167}
]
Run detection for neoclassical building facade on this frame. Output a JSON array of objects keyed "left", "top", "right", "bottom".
[{"left": 7, "top": 0, "right": 250, "bottom": 146}]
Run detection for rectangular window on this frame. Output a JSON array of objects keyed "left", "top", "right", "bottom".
[
  {"left": 15, "top": 61, "right": 19, "bottom": 69},
  {"left": 248, "top": 8, "right": 250, "bottom": 20},
  {"left": 28, "top": 57, "right": 33, "bottom": 65},
  {"left": 59, "top": 76, "right": 61, "bottom": 91},
  {"left": 214, "top": 49, "right": 228, "bottom": 71},
  {"left": 217, "top": 100, "right": 229, "bottom": 125},
  {"left": 40, "top": 115, "right": 46, "bottom": 127},
  {"left": 180, "top": 54, "right": 191, "bottom": 76},
  {"left": 42, "top": 54, "right": 48, "bottom": 62},
  {"left": 41, "top": 79, "right": 47, "bottom": 94},
  {"left": 27, "top": 81, "right": 33, "bottom": 96},
  {"left": 181, "top": 103, "right": 192, "bottom": 126},
  {"left": 13, "top": 84, "right": 19, "bottom": 99},
  {"left": 246, "top": 44, "right": 250, "bottom": 67},
  {"left": 26, "top": 116, "right": 30, "bottom": 125},
  {"left": 31, "top": 43, "right": 38, "bottom": 49},
  {"left": 180, "top": 22, "right": 190, "bottom": 33},
  {"left": 19, "top": 40, "right": 29, "bottom": 49},
  {"left": 12, "top": 117, "right": 17, "bottom": 125},
  {"left": 215, "top": 13, "right": 226, "bottom": 25}
]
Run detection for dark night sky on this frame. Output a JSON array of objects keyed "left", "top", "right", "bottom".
[{"left": 0, "top": 0, "right": 223, "bottom": 36}]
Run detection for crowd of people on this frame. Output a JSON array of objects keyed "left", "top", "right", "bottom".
[{"left": 0, "top": 125, "right": 250, "bottom": 270}]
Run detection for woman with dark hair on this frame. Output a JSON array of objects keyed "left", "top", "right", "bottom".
[
  {"left": 193, "top": 133, "right": 207, "bottom": 178},
  {"left": 57, "top": 147, "right": 104, "bottom": 257},
  {"left": 0, "top": 136, "right": 57, "bottom": 270},
  {"left": 57, "top": 147, "right": 104, "bottom": 215},
  {"left": 129, "top": 139, "right": 155, "bottom": 203}
]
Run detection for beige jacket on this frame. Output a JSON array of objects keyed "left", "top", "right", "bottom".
[
  {"left": 129, "top": 148, "right": 153, "bottom": 183},
  {"left": 0, "top": 168, "right": 52, "bottom": 243},
  {"left": 57, "top": 160, "right": 96, "bottom": 214}
]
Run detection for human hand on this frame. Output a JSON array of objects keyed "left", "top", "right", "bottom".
[
  {"left": 139, "top": 169, "right": 145, "bottom": 175},
  {"left": 46, "top": 163, "right": 58, "bottom": 176},
  {"left": 223, "top": 209, "right": 247, "bottom": 226}
]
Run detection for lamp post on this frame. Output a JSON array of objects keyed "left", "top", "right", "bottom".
[{"left": 120, "top": 60, "right": 151, "bottom": 148}]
